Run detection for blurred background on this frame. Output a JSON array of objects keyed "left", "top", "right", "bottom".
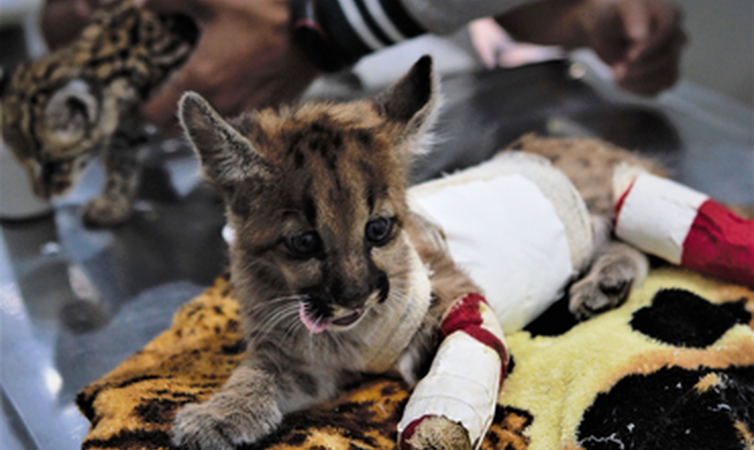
[{"left": 1, "top": 1, "right": 752, "bottom": 449}]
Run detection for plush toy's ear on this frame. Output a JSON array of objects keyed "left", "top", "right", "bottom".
[
  {"left": 178, "top": 92, "right": 272, "bottom": 187},
  {"left": 373, "top": 55, "right": 440, "bottom": 155}
]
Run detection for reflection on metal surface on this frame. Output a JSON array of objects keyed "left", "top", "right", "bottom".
[
  {"left": 40, "top": 241, "right": 62, "bottom": 257},
  {"left": 567, "top": 62, "right": 588, "bottom": 80},
  {"left": 42, "top": 368, "right": 63, "bottom": 397}
]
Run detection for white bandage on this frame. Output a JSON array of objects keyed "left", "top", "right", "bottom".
[
  {"left": 398, "top": 293, "right": 507, "bottom": 450},
  {"left": 614, "top": 167, "right": 754, "bottom": 287},
  {"left": 409, "top": 152, "right": 593, "bottom": 332},
  {"left": 614, "top": 167, "right": 708, "bottom": 264}
]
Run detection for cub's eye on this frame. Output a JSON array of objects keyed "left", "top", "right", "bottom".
[
  {"left": 365, "top": 217, "right": 394, "bottom": 246},
  {"left": 285, "top": 231, "right": 322, "bottom": 258}
]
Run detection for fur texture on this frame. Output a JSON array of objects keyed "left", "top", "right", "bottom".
[
  {"left": 0, "top": 0, "right": 196, "bottom": 226},
  {"left": 175, "top": 56, "right": 479, "bottom": 450},
  {"left": 77, "top": 268, "right": 754, "bottom": 450},
  {"left": 173, "top": 56, "right": 663, "bottom": 450}
]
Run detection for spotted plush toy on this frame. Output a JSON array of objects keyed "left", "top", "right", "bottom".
[{"left": 77, "top": 267, "right": 754, "bottom": 450}]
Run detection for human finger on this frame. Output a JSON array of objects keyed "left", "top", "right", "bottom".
[
  {"left": 617, "top": 0, "right": 652, "bottom": 44},
  {"left": 587, "top": 2, "right": 641, "bottom": 66},
  {"left": 468, "top": 18, "right": 511, "bottom": 69},
  {"left": 625, "top": 1, "right": 684, "bottom": 62},
  {"left": 619, "top": 29, "right": 686, "bottom": 76},
  {"left": 615, "top": 25, "right": 685, "bottom": 92},
  {"left": 615, "top": 37, "right": 683, "bottom": 96}
]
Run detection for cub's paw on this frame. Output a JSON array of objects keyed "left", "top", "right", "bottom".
[
  {"left": 568, "top": 258, "right": 636, "bottom": 320},
  {"left": 81, "top": 196, "right": 132, "bottom": 228},
  {"left": 172, "top": 399, "right": 282, "bottom": 450},
  {"left": 401, "top": 416, "right": 472, "bottom": 450}
]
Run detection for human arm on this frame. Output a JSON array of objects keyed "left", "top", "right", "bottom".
[
  {"left": 290, "top": 0, "right": 684, "bottom": 96},
  {"left": 495, "top": 0, "right": 686, "bottom": 95},
  {"left": 134, "top": 0, "right": 319, "bottom": 127},
  {"left": 41, "top": 0, "right": 685, "bottom": 127}
]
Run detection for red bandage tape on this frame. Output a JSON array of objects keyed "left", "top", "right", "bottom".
[
  {"left": 399, "top": 415, "right": 431, "bottom": 450},
  {"left": 615, "top": 173, "right": 754, "bottom": 287},
  {"left": 440, "top": 293, "right": 508, "bottom": 385},
  {"left": 682, "top": 200, "right": 754, "bottom": 286},
  {"left": 613, "top": 179, "right": 635, "bottom": 226},
  {"left": 399, "top": 293, "right": 508, "bottom": 450}
]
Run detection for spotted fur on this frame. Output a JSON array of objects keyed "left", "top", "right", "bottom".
[
  {"left": 168, "top": 56, "right": 487, "bottom": 450},
  {"left": 0, "top": 0, "right": 196, "bottom": 226},
  {"left": 79, "top": 52, "right": 668, "bottom": 449},
  {"left": 77, "top": 275, "right": 532, "bottom": 450},
  {"left": 167, "top": 53, "right": 681, "bottom": 449}
]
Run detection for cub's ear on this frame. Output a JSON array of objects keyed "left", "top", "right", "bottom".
[
  {"left": 178, "top": 92, "right": 272, "bottom": 186},
  {"left": 374, "top": 55, "right": 440, "bottom": 152},
  {"left": 45, "top": 79, "right": 100, "bottom": 132}
]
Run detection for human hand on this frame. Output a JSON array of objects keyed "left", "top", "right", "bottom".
[
  {"left": 468, "top": 18, "right": 565, "bottom": 70},
  {"left": 497, "top": 0, "right": 686, "bottom": 96},
  {"left": 134, "top": 0, "right": 320, "bottom": 127},
  {"left": 578, "top": 0, "right": 687, "bottom": 96}
]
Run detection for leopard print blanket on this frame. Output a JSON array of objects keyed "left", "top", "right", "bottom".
[{"left": 78, "top": 268, "right": 754, "bottom": 450}]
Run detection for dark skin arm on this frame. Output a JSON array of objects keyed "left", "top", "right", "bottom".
[{"left": 132, "top": 0, "right": 319, "bottom": 128}]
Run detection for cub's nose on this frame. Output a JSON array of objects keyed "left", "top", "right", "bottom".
[{"left": 333, "top": 285, "right": 372, "bottom": 310}]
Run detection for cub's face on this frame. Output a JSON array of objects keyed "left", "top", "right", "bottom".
[
  {"left": 180, "top": 56, "right": 438, "bottom": 334},
  {"left": 1, "top": 65, "right": 104, "bottom": 199}
]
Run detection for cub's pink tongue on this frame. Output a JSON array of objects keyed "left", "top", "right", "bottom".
[{"left": 299, "top": 303, "right": 330, "bottom": 334}]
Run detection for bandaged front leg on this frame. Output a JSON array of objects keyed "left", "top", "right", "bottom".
[
  {"left": 398, "top": 293, "right": 508, "bottom": 450},
  {"left": 614, "top": 167, "right": 754, "bottom": 287},
  {"left": 409, "top": 152, "right": 594, "bottom": 332}
]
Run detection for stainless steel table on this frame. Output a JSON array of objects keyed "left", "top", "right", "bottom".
[{"left": 2, "top": 60, "right": 752, "bottom": 450}]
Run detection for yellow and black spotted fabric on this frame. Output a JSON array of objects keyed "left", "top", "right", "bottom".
[
  {"left": 77, "top": 268, "right": 754, "bottom": 450},
  {"left": 503, "top": 267, "right": 754, "bottom": 450}
]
